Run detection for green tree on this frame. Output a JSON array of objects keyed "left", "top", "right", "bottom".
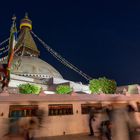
[
  {"left": 89, "top": 77, "right": 117, "bottom": 94},
  {"left": 18, "top": 83, "right": 41, "bottom": 94},
  {"left": 56, "top": 85, "right": 72, "bottom": 94}
]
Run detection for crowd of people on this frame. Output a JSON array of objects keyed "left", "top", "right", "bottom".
[
  {"left": 88, "top": 104, "right": 138, "bottom": 140},
  {"left": 88, "top": 105, "right": 112, "bottom": 140}
]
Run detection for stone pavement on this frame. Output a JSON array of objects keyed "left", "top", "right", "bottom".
[
  {"left": 2, "top": 133, "right": 100, "bottom": 140},
  {"left": 3, "top": 133, "right": 140, "bottom": 140},
  {"left": 35, "top": 134, "right": 100, "bottom": 140},
  {"left": 0, "top": 134, "right": 101, "bottom": 140},
  {"left": 35, "top": 132, "right": 140, "bottom": 140}
]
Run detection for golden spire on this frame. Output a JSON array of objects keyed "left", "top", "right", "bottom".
[
  {"left": 15, "top": 14, "right": 39, "bottom": 57},
  {"left": 20, "top": 13, "right": 32, "bottom": 30}
]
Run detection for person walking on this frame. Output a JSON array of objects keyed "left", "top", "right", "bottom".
[
  {"left": 88, "top": 107, "right": 96, "bottom": 136},
  {"left": 100, "top": 120, "right": 112, "bottom": 140}
]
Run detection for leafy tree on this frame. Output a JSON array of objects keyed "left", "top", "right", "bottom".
[
  {"left": 89, "top": 77, "right": 117, "bottom": 94},
  {"left": 18, "top": 83, "right": 41, "bottom": 94},
  {"left": 56, "top": 85, "right": 72, "bottom": 94}
]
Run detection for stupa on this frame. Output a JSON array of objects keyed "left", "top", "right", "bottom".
[
  {"left": 0, "top": 14, "right": 90, "bottom": 93},
  {"left": 0, "top": 15, "right": 139, "bottom": 140},
  {"left": 10, "top": 14, "right": 63, "bottom": 79}
]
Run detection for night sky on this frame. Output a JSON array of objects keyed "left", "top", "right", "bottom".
[{"left": 0, "top": 0, "right": 140, "bottom": 86}]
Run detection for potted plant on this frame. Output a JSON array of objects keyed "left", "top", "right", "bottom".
[
  {"left": 56, "top": 85, "right": 73, "bottom": 94},
  {"left": 89, "top": 77, "right": 117, "bottom": 94},
  {"left": 18, "top": 83, "right": 41, "bottom": 95}
]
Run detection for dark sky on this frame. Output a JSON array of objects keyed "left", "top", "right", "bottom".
[{"left": 0, "top": 0, "right": 140, "bottom": 86}]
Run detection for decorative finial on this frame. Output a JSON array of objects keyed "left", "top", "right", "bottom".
[
  {"left": 25, "top": 12, "right": 28, "bottom": 18},
  {"left": 20, "top": 13, "right": 32, "bottom": 30}
]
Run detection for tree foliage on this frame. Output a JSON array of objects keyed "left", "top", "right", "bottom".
[
  {"left": 18, "top": 83, "right": 41, "bottom": 94},
  {"left": 89, "top": 77, "right": 117, "bottom": 94},
  {"left": 56, "top": 85, "right": 72, "bottom": 94}
]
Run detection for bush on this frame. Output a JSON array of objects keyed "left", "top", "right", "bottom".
[
  {"left": 89, "top": 77, "right": 117, "bottom": 94},
  {"left": 56, "top": 85, "right": 72, "bottom": 94},
  {"left": 18, "top": 83, "right": 41, "bottom": 94}
]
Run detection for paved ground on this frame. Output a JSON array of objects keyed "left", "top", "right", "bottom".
[
  {"left": 35, "top": 132, "right": 140, "bottom": 140},
  {"left": 35, "top": 134, "right": 100, "bottom": 140},
  {"left": 3, "top": 132, "right": 140, "bottom": 140},
  {"left": 2, "top": 133, "right": 101, "bottom": 140}
]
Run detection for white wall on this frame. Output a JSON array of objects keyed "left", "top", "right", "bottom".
[
  {"left": 53, "top": 78, "right": 90, "bottom": 93},
  {"left": 9, "top": 74, "right": 48, "bottom": 90}
]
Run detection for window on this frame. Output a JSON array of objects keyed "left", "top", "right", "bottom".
[
  {"left": 81, "top": 103, "right": 102, "bottom": 114},
  {"left": 9, "top": 105, "right": 38, "bottom": 117},
  {"left": 48, "top": 104, "right": 73, "bottom": 116}
]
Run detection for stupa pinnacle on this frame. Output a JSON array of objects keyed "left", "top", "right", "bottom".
[{"left": 15, "top": 13, "right": 40, "bottom": 57}]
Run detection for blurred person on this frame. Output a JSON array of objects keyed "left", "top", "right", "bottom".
[
  {"left": 127, "top": 105, "right": 135, "bottom": 112},
  {"left": 111, "top": 107, "right": 130, "bottom": 140},
  {"left": 105, "top": 104, "right": 113, "bottom": 120},
  {"left": 28, "top": 119, "right": 36, "bottom": 140},
  {"left": 88, "top": 107, "right": 96, "bottom": 136},
  {"left": 1, "top": 76, "right": 9, "bottom": 92},
  {"left": 100, "top": 105, "right": 113, "bottom": 140},
  {"left": 100, "top": 120, "right": 112, "bottom": 140}
]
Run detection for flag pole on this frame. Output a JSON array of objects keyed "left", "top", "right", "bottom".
[{"left": 3, "top": 15, "right": 17, "bottom": 90}]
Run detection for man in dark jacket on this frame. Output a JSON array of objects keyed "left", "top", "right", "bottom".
[{"left": 88, "top": 107, "right": 96, "bottom": 136}]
